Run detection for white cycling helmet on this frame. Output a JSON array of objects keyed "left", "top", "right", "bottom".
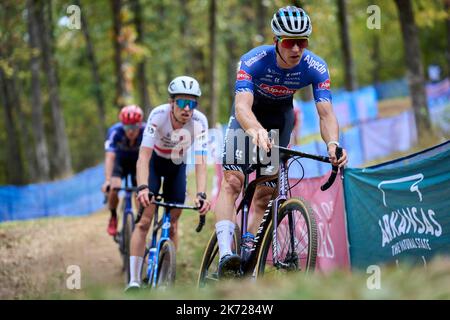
[
  {"left": 271, "top": 6, "right": 312, "bottom": 37},
  {"left": 168, "top": 76, "right": 202, "bottom": 97}
]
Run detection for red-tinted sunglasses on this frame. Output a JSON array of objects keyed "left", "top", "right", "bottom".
[{"left": 277, "top": 36, "right": 309, "bottom": 49}]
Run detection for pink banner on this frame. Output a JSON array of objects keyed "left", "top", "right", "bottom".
[
  {"left": 289, "top": 173, "right": 350, "bottom": 272},
  {"left": 212, "top": 166, "right": 350, "bottom": 272}
]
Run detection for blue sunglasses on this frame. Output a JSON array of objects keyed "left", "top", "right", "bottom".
[
  {"left": 123, "top": 124, "right": 140, "bottom": 131},
  {"left": 175, "top": 99, "right": 198, "bottom": 110}
]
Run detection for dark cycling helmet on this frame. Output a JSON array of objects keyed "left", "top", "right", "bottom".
[
  {"left": 119, "top": 105, "right": 144, "bottom": 125},
  {"left": 271, "top": 6, "right": 312, "bottom": 37}
]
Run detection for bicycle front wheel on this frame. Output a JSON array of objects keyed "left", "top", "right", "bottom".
[
  {"left": 156, "top": 240, "right": 176, "bottom": 288},
  {"left": 255, "top": 197, "right": 317, "bottom": 279}
]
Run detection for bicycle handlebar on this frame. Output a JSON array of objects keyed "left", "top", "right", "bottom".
[
  {"left": 273, "top": 145, "right": 343, "bottom": 191},
  {"left": 113, "top": 187, "right": 139, "bottom": 192},
  {"left": 136, "top": 199, "right": 205, "bottom": 233},
  {"left": 103, "top": 186, "right": 138, "bottom": 203}
]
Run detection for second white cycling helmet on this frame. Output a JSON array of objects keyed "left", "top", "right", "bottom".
[
  {"left": 168, "top": 76, "right": 202, "bottom": 97},
  {"left": 271, "top": 6, "right": 312, "bottom": 37}
]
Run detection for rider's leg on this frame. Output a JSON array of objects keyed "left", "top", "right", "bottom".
[
  {"left": 128, "top": 153, "right": 161, "bottom": 286},
  {"left": 108, "top": 177, "right": 121, "bottom": 212},
  {"left": 215, "top": 170, "right": 244, "bottom": 259},
  {"left": 107, "top": 176, "right": 122, "bottom": 235},
  {"left": 129, "top": 203, "right": 156, "bottom": 285},
  {"left": 248, "top": 184, "right": 274, "bottom": 235},
  {"left": 169, "top": 209, "right": 182, "bottom": 249}
]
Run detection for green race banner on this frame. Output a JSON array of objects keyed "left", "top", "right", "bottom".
[{"left": 344, "top": 141, "right": 450, "bottom": 269}]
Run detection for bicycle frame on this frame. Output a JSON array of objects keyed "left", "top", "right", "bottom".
[
  {"left": 237, "top": 146, "right": 341, "bottom": 274},
  {"left": 145, "top": 204, "right": 173, "bottom": 288},
  {"left": 142, "top": 200, "right": 203, "bottom": 288},
  {"left": 238, "top": 160, "right": 289, "bottom": 273}
]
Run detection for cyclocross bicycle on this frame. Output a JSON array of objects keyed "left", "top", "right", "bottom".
[
  {"left": 198, "top": 145, "right": 342, "bottom": 287},
  {"left": 104, "top": 175, "right": 137, "bottom": 284},
  {"left": 136, "top": 195, "right": 205, "bottom": 289},
  {"left": 113, "top": 185, "right": 137, "bottom": 284}
]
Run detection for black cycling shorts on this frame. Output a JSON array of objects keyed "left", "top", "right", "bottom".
[
  {"left": 222, "top": 99, "right": 295, "bottom": 187},
  {"left": 112, "top": 153, "right": 138, "bottom": 186},
  {"left": 148, "top": 151, "right": 187, "bottom": 204}
]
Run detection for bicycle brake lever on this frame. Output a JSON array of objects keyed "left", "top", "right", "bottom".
[
  {"left": 320, "top": 147, "right": 342, "bottom": 191},
  {"left": 196, "top": 215, "right": 206, "bottom": 233},
  {"left": 195, "top": 199, "right": 206, "bottom": 232}
]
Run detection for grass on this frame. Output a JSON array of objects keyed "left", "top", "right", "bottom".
[{"left": 50, "top": 255, "right": 450, "bottom": 300}]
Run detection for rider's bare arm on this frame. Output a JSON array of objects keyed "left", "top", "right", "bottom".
[
  {"left": 316, "top": 101, "right": 348, "bottom": 167},
  {"left": 235, "top": 92, "right": 271, "bottom": 151},
  {"left": 316, "top": 101, "right": 339, "bottom": 144},
  {"left": 195, "top": 154, "right": 207, "bottom": 194},
  {"left": 105, "top": 152, "right": 115, "bottom": 180},
  {"left": 103, "top": 151, "right": 115, "bottom": 187},
  {"left": 136, "top": 146, "right": 153, "bottom": 207},
  {"left": 137, "top": 146, "right": 152, "bottom": 187}
]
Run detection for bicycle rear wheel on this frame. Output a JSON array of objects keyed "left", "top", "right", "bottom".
[
  {"left": 123, "top": 212, "right": 134, "bottom": 284},
  {"left": 255, "top": 197, "right": 317, "bottom": 279},
  {"left": 197, "top": 226, "right": 241, "bottom": 288},
  {"left": 156, "top": 240, "right": 176, "bottom": 288}
]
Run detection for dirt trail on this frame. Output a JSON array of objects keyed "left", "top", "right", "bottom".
[{"left": 0, "top": 210, "right": 123, "bottom": 299}]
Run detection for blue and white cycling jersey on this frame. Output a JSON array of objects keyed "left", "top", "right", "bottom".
[
  {"left": 235, "top": 45, "right": 332, "bottom": 105},
  {"left": 104, "top": 122, "right": 146, "bottom": 158}
]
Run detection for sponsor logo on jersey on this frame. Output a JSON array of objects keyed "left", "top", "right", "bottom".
[
  {"left": 286, "top": 71, "right": 301, "bottom": 77},
  {"left": 318, "top": 79, "right": 331, "bottom": 90},
  {"left": 237, "top": 70, "right": 252, "bottom": 81},
  {"left": 260, "top": 78, "right": 273, "bottom": 82},
  {"left": 259, "top": 84, "right": 296, "bottom": 96},
  {"left": 285, "top": 81, "right": 301, "bottom": 86},
  {"left": 267, "top": 68, "right": 282, "bottom": 75},
  {"left": 304, "top": 55, "right": 327, "bottom": 74},
  {"left": 244, "top": 50, "right": 267, "bottom": 67}
]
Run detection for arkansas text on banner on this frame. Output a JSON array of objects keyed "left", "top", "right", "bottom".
[{"left": 343, "top": 141, "right": 450, "bottom": 269}]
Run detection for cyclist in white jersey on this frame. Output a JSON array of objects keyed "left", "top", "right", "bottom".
[{"left": 126, "top": 76, "right": 211, "bottom": 290}]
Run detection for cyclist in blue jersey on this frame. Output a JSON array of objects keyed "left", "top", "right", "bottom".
[
  {"left": 102, "top": 105, "right": 145, "bottom": 236},
  {"left": 215, "top": 6, "right": 348, "bottom": 277}
]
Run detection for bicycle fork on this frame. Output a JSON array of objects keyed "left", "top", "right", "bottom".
[
  {"left": 148, "top": 209, "right": 171, "bottom": 288},
  {"left": 272, "top": 160, "right": 294, "bottom": 270}
]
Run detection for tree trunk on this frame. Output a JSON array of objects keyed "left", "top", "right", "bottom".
[
  {"left": 445, "top": 0, "right": 450, "bottom": 77},
  {"left": 0, "top": 68, "right": 24, "bottom": 185},
  {"left": 394, "top": 0, "right": 432, "bottom": 141},
  {"left": 131, "top": 0, "right": 151, "bottom": 113},
  {"left": 208, "top": 0, "right": 218, "bottom": 125},
  {"left": 36, "top": 0, "right": 72, "bottom": 177},
  {"left": 12, "top": 67, "right": 37, "bottom": 182},
  {"left": 372, "top": 33, "right": 381, "bottom": 85},
  {"left": 75, "top": 0, "right": 106, "bottom": 133},
  {"left": 242, "top": 0, "right": 254, "bottom": 51},
  {"left": 255, "top": 0, "right": 267, "bottom": 42},
  {"left": 111, "top": 0, "right": 126, "bottom": 108},
  {"left": 178, "top": 0, "right": 191, "bottom": 75},
  {"left": 26, "top": 0, "right": 50, "bottom": 181},
  {"left": 337, "top": 0, "right": 357, "bottom": 91}
]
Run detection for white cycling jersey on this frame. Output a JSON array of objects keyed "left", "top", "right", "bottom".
[{"left": 141, "top": 104, "right": 208, "bottom": 160}]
